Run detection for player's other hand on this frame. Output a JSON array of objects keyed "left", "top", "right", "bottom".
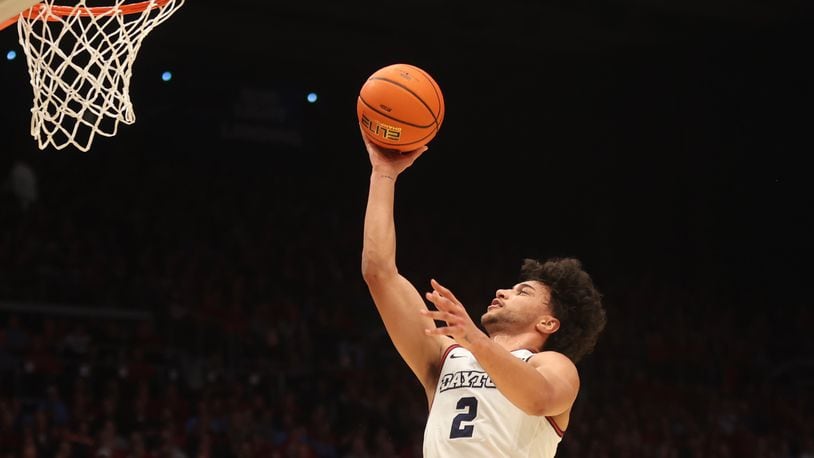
[{"left": 421, "top": 279, "right": 488, "bottom": 349}]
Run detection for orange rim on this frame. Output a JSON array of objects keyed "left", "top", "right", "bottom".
[
  {"left": 2, "top": 0, "right": 171, "bottom": 31},
  {"left": 0, "top": 17, "right": 16, "bottom": 30}
]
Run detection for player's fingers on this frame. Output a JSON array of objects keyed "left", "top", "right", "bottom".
[
  {"left": 430, "top": 279, "right": 462, "bottom": 305},
  {"left": 425, "top": 326, "right": 454, "bottom": 336},
  {"left": 426, "top": 291, "right": 458, "bottom": 313},
  {"left": 405, "top": 145, "right": 429, "bottom": 157},
  {"left": 425, "top": 291, "right": 444, "bottom": 308},
  {"left": 420, "top": 309, "right": 456, "bottom": 324}
]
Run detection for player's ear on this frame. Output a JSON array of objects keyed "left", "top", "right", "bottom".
[{"left": 535, "top": 317, "right": 560, "bottom": 334}]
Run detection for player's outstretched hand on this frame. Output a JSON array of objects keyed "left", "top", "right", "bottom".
[
  {"left": 421, "top": 279, "right": 488, "bottom": 348},
  {"left": 361, "top": 125, "right": 428, "bottom": 177}
]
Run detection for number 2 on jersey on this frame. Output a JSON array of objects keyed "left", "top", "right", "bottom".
[{"left": 449, "top": 396, "right": 478, "bottom": 438}]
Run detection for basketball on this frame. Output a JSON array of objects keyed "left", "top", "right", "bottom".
[{"left": 357, "top": 63, "right": 445, "bottom": 152}]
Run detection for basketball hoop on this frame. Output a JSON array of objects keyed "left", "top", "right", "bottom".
[{"left": 4, "top": 0, "right": 184, "bottom": 152}]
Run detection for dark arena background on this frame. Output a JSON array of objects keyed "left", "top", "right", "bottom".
[{"left": 1, "top": 0, "right": 813, "bottom": 457}]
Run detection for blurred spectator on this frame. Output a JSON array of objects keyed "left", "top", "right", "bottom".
[{"left": 5, "top": 159, "right": 38, "bottom": 211}]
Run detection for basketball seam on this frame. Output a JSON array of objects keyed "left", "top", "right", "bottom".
[
  {"left": 368, "top": 76, "right": 440, "bottom": 126},
  {"left": 407, "top": 66, "right": 444, "bottom": 128},
  {"left": 359, "top": 94, "right": 437, "bottom": 129}
]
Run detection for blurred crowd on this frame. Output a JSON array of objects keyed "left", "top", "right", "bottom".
[{"left": 1, "top": 152, "right": 812, "bottom": 458}]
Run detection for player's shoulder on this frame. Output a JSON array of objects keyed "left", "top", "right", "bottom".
[
  {"left": 528, "top": 350, "right": 575, "bottom": 365},
  {"left": 529, "top": 350, "right": 573, "bottom": 362},
  {"left": 527, "top": 351, "right": 579, "bottom": 376}
]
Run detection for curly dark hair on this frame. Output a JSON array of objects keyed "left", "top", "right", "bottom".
[{"left": 519, "top": 257, "right": 607, "bottom": 363}]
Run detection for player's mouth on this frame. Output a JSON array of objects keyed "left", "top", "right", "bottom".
[{"left": 487, "top": 299, "right": 503, "bottom": 311}]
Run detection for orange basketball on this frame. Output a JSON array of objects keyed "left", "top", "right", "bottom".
[{"left": 357, "top": 63, "right": 445, "bottom": 152}]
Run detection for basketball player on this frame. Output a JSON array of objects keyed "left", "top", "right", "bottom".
[{"left": 359, "top": 130, "right": 607, "bottom": 457}]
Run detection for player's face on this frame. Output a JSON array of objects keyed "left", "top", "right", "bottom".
[{"left": 481, "top": 281, "right": 554, "bottom": 332}]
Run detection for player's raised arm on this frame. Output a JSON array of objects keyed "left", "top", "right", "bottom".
[{"left": 359, "top": 131, "right": 453, "bottom": 398}]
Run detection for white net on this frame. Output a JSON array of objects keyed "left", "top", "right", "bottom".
[{"left": 16, "top": 0, "right": 184, "bottom": 152}]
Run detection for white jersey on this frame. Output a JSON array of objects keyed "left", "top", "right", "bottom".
[{"left": 423, "top": 345, "right": 564, "bottom": 458}]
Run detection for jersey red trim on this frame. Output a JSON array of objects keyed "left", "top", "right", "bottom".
[
  {"left": 545, "top": 416, "right": 565, "bottom": 437},
  {"left": 440, "top": 343, "right": 462, "bottom": 366}
]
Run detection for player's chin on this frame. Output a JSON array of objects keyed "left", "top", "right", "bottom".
[{"left": 480, "top": 312, "right": 497, "bottom": 327}]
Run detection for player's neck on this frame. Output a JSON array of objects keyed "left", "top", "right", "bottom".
[{"left": 490, "top": 332, "right": 543, "bottom": 353}]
